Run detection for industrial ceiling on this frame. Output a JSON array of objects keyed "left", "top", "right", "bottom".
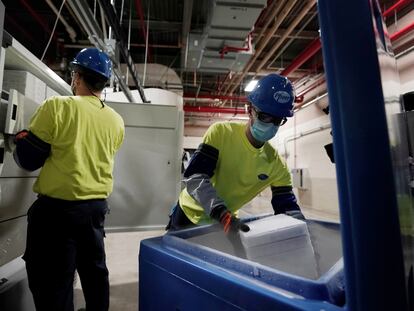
[{"left": 3, "top": 0, "right": 413, "bottom": 113}]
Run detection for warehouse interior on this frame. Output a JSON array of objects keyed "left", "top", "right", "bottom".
[{"left": 0, "top": 0, "right": 414, "bottom": 310}]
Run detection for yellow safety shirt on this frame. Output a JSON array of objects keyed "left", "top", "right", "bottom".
[
  {"left": 29, "top": 96, "right": 124, "bottom": 200},
  {"left": 179, "top": 121, "right": 292, "bottom": 224}
]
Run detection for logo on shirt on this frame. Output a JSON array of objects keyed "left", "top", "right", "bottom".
[
  {"left": 273, "top": 91, "right": 291, "bottom": 104},
  {"left": 258, "top": 174, "right": 269, "bottom": 180}
]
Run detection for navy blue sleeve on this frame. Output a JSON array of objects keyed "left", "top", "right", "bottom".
[
  {"left": 183, "top": 143, "right": 219, "bottom": 178},
  {"left": 271, "top": 186, "right": 301, "bottom": 214},
  {"left": 13, "top": 130, "right": 51, "bottom": 171}
]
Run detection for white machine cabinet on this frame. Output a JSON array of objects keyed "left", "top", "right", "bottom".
[{"left": 106, "top": 101, "right": 184, "bottom": 231}]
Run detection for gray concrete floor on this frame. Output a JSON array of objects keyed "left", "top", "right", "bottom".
[
  {"left": 74, "top": 201, "right": 339, "bottom": 311},
  {"left": 74, "top": 230, "right": 165, "bottom": 311}
]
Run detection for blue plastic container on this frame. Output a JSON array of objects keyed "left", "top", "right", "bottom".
[{"left": 139, "top": 219, "right": 345, "bottom": 310}]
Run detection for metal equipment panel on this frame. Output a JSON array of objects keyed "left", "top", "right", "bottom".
[
  {"left": 0, "top": 176, "right": 36, "bottom": 223},
  {"left": 108, "top": 102, "right": 180, "bottom": 129},
  {"left": 0, "top": 1, "right": 5, "bottom": 89},
  {"left": 210, "top": 3, "right": 264, "bottom": 30},
  {"left": 105, "top": 102, "right": 183, "bottom": 231},
  {"left": 0, "top": 218, "right": 27, "bottom": 267},
  {"left": 0, "top": 257, "right": 35, "bottom": 310}
]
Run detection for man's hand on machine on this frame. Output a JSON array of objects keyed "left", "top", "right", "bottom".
[
  {"left": 2, "top": 130, "right": 28, "bottom": 153},
  {"left": 211, "top": 205, "right": 250, "bottom": 233}
]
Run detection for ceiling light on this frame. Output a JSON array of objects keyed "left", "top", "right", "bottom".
[{"left": 244, "top": 80, "right": 258, "bottom": 92}]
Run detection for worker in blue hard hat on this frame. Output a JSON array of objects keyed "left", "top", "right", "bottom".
[
  {"left": 13, "top": 48, "right": 124, "bottom": 311},
  {"left": 167, "top": 73, "right": 304, "bottom": 233}
]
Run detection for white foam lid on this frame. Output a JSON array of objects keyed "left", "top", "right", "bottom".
[{"left": 240, "top": 214, "right": 309, "bottom": 248}]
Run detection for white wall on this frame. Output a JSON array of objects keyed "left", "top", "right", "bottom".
[
  {"left": 183, "top": 136, "right": 203, "bottom": 149},
  {"left": 272, "top": 106, "right": 339, "bottom": 216}
]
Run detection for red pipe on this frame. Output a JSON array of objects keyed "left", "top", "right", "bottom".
[
  {"left": 183, "top": 94, "right": 249, "bottom": 102},
  {"left": 292, "top": 20, "right": 414, "bottom": 104},
  {"left": 281, "top": 38, "right": 321, "bottom": 76},
  {"left": 184, "top": 106, "right": 247, "bottom": 114},
  {"left": 281, "top": 1, "right": 410, "bottom": 78},
  {"left": 5, "top": 15, "right": 39, "bottom": 47},
  {"left": 220, "top": 34, "right": 251, "bottom": 59},
  {"left": 383, "top": 0, "right": 413, "bottom": 18},
  {"left": 134, "top": 0, "right": 152, "bottom": 61},
  {"left": 297, "top": 78, "right": 326, "bottom": 97},
  {"left": 20, "top": 0, "right": 55, "bottom": 38},
  {"left": 217, "top": 72, "right": 231, "bottom": 93},
  {"left": 390, "top": 21, "right": 414, "bottom": 41}
]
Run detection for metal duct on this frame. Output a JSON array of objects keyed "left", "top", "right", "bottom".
[{"left": 186, "top": 0, "right": 266, "bottom": 73}]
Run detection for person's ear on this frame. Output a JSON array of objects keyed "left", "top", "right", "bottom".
[
  {"left": 73, "top": 72, "right": 82, "bottom": 85},
  {"left": 247, "top": 104, "right": 252, "bottom": 116}
]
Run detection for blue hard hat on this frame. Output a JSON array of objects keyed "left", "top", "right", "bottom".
[
  {"left": 71, "top": 48, "right": 112, "bottom": 80},
  {"left": 247, "top": 74, "right": 295, "bottom": 117}
]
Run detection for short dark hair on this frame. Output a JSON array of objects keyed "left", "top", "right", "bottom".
[{"left": 73, "top": 65, "right": 108, "bottom": 92}]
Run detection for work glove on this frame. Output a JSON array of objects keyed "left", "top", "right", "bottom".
[
  {"left": 211, "top": 205, "right": 250, "bottom": 233},
  {"left": 285, "top": 210, "right": 306, "bottom": 220}
]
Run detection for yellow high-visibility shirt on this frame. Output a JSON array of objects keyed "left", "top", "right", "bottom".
[
  {"left": 29, "top": 96, "right": 124, "bottom": 200},
  {"left": 179, "top": 122, "right": 292, "bottom": 224}
]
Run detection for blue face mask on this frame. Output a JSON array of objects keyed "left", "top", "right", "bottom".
[{"left": 250, "top": 118, "right": 279, "bottom": 142}]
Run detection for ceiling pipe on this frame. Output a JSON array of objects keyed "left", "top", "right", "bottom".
[
  {"left": 217, "top": 0, "right": 283, "bottom": 93},
  {"left": 20, "top": 0, "right": 55, "bottom": 38},
  {"left": 64, "top": 2, "right": 88, "bottom": 37},
  {"left": 185, "top": 115, "right": 249, "bottom": 122},
  {"left": 287, "top": 24, "right": 412, "bottom": 108},
  {"left": 134, "top": 0, "right": 151, "bottom": 60},
  {"left": 184, "top": 106, "right": 247, "bottom": 114},
  {"left": 224, "top": 0, "right": 411, "bottom": 99},
  {"left": 45, "top": 0, "right": 77, "bottom": 42},
  {"left": 253, "top": 0, "right": 275, "bottom": 29},
  {"left": 267, "top": 10, "right": 318, "bottom": 70},
  {"left": 281, "top": 37, "right": 321, "bottom": 76},
  {"left": 390, "top": 21, "right": 414, "bottom": 41},
  {"left": 255, "top": 1, "right": 316, "bottom": 76},
  {"left": 181, "top": 0, "right": 193, "bottom": 69},
  {"left": 279, "top": 0, "right": 411, "bottom": 76},
  {"left": 282, "top": 0, "right": 411, "bottom": 77},
  {"left": 184, "top": 94, "right": 248, "bottom": 102},
  {"left": 253, "top": 0, "right": 287, "bottom": 49},
  {"left": 222, "top": 0, "right": 314, "bottom": 98},
  {"left": 219, "top": 0, "right": 297, "bottom": 96},
  {"left": 5, "top": 15, "right": 38, "bottom": 47},
  {"left": 220, "top": 34, "right": 252, "bottom": 59},
  {"left": 296, "top": 77, "right": 326, "bottom": 97},
  {"left": 383, "top": 0, "right": 413, "bottom": 18},
  {"left": 284, "top": 17, "right": 414, "bottom": 80},
  {"left": 99, "top": 5, "right": 108, "bottom": 39}
]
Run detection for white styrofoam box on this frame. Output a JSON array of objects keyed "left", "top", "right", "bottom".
[
  {"left": 3, "top": 70, "right": 46, "bottom": 104},
  {"left": 240, "top": 215, "right": 319, "bottom": 279},
  {"left": 243, "top": 235, "right": 311, "bottom": 259},
  {"left": 251, "top": 247, "right": 318, "bottom": 279},
  {"left": 240, "top": 214, "right": 308, "bottom": 248}
]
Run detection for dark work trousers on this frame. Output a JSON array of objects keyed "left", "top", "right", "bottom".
[
  {"left": 23, "top": 195, "right": 109, "bottom": 311},
  {"left": 165, "top": 202, "right": 194, "bottom": 231}
]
